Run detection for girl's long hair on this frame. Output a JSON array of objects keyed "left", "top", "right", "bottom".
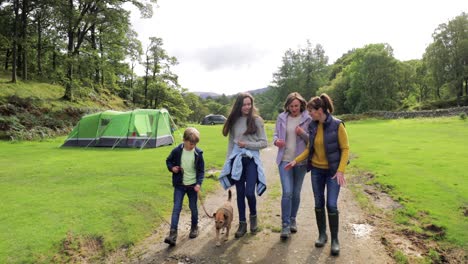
[{"left": 223, "top": 92, "right": 259, "bottom": 136}]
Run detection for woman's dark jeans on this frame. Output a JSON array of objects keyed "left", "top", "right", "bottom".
[{"left": 311, "top": 167, "right": 340, "bottom": 213}]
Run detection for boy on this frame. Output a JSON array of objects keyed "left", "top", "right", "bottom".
[{"left": 164, "top": 127, "right": 205, "bottom": 246}]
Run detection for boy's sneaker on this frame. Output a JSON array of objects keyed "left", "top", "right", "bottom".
[
  {"left": 189, "top": 226, "right": 199, "bottom": 238},
  {"left": 164, "top": 229, "right": 177, "bottom": 246},
  {"left": 280, "top": 225, "right": 291, "bottom": 240},
  {"left": 290, "top": 217, "right": 297, "bottom": 233}
]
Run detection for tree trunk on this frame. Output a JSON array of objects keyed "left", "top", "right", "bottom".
[
  {"left": 144, "top": 54, "right": 150, "bottom": 107},
  {"left": 91, "top": 24, "right": 100, "bottom": 85},
  {"left": 99, "top": 32, "right": 104, "bottom": 87},
  {"left": 5, "top": 49, "right": 11, "bottom": 70},
  {"left": 457, "top": 80, "right": 463, "bottom": 98},
  {"left": 465, "top": 78, "right": 467, "bottom": 96},
  {"left": 21, "top": 0, "right": 28, "bottom": 80},
  {"left": 52, "top": 47, "right": 57, "bottom": 71},
  {"left": 131, "top": 63, "right": 135, "bottom": 104},
  {"left": 11, "top": 0, "right": 19, "bottom": 83},
  {"left": 37, "top": 13, "right": 43, "bottom": 75},
  {"left": 17, "top": 45, "right": 22, "bottom": 77},
  {"left": 63, "top": 0, "right": 74, "bottom": 101}
]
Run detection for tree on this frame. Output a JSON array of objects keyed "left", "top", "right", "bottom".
[
  {"left": 60, "top": 0, "right": 157, "bottom": 101},
  {"left": 268, "top": 41, "right": 330, "bottom": 116},
  {"left": 425, "top": 12, "right": 468, "bottom": 100},
  {"left": 183, "top": 93, "right": 208, "bottom": 123},
  {"left": 343, "top": 44, "right": 400, "bottom": 113},
  {"left": 143, "top": 37, "right": 178, "bottom": 108},
  {"left": 125, "top": 29, "right": 142, "bottom": 104}
]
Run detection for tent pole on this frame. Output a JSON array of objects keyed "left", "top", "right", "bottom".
[
  {"left": 140, "top": 110, "right": 158, "bottom": 150},
  {"left": 86, "top": 112, "right": 104, "bottom": 148}
]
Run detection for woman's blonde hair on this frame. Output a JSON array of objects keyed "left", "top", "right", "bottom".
[{"left": 284, "top": 92, "right": 307, "bottom": 113}]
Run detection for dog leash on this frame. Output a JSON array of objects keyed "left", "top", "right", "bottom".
[{"left": 198, "top": 191, "right": 214, "bottom": 218}]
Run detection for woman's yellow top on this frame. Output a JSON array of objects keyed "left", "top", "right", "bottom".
[{"left": 294, "top": 123, "right": 349, "bottom": 172}]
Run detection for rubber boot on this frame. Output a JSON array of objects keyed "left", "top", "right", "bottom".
[
  {"left": 280, "top": 225, "right": 290, "bottom": 240},
  {"left": 290, "top": 217, "right": 297, "bottom": 233},
  {"left": 189, "top": 225, "right": 199, "bottom": 239},
  {"left": 164, "top": 229, "right": 177, "bottom": 246},
  {"left": 235, "top": 221, "right": 247, "bottom": 238},
  {"left": 250, "top": 215, "right": 258, "bottom": 233},
  {"left": 328, "top": 211, "right": 340, "bottom": 256},
  {"left": 315, "top": 208, "right": 328, "bottom": 247}
]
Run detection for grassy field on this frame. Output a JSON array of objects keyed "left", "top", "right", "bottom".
[
  {"left": 1, "top": 117, "right": 466, "bottom": 262},
  {"left": 0, "top": 124, "right": 231, "bottom": 263},
  {"left": 346, "top": 117, "right": 468, "bottom": 247}
]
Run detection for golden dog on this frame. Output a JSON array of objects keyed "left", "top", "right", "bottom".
[{"left": 212, "top": 189, "right": 233, "bottom": 246}]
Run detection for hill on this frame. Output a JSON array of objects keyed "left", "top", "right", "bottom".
[
  {"left": 192, "top": 87, "right": 270, "bottom": 98},
  {"left": 0, "top": 71, "right": 127, "bottom": 140}
]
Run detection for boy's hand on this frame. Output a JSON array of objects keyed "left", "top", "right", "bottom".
[
  {"left": 194, "top": 184, "right": 200, "bottom": 192},
  {"left": 171, "top": 166, "right": 181, "bottom": 173}
]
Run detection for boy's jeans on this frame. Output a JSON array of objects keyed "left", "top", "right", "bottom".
[
  {"left": 170, "top": 185, "right": 198, "bottom": 230},
  {"left": 279, "top": 161, "right": 307, "bottom": 226},
  {"left": 311, "top": 167, "right": 340, "bottom": 213}
]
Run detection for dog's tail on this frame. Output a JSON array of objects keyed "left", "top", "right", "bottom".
[{"left": 227, "top": 189, "right": 232, "bottom": 202}]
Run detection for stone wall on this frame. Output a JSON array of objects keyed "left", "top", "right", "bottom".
[{"left": 366, "top": 106, "right": 468, "bottom": 119}]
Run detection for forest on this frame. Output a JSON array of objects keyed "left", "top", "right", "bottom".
[{"left": 0, "top": 1, "right": 467, "bottom": 124}]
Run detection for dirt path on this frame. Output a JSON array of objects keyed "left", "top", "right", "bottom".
[{"left": 108, "top": 146, "right": 394, "bottom": 264}]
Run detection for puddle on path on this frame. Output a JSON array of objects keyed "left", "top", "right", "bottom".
[{"left": 351, "top": 223, "right": 373, "bottom": 238}]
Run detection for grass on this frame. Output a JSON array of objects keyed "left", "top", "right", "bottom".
[
  {"left": 2, "top": 115, "right": 466, "bottom": 262},
  {"left": 346, "top": 117, "right": 468, "bottom": 247},
  {"left": 0, "top": 71, "right": 126, "bottom": 110},
  {"left": 0, "top": 124, "right": 228, "bottom": 263}
]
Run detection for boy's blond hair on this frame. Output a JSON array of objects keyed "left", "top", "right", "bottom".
[{"left": 183, "top": 127, "right": 200, "bottom": 144}]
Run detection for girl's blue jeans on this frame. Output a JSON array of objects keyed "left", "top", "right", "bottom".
[
  {"left": 170, "top": 185, "right": 198, "bottom": 230},
  {"left": 278, "top": 161, "right": 307, "bottom": 226},
  {"left": 311, "top": 167, "right": 340, "bottom": 213},
  {"left": 235, "top": 157, "right": 258, "bottom": 222}
]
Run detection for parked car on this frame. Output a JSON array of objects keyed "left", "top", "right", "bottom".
[{"left": 201, "top": 114, "right": 227, "bottom": 125}]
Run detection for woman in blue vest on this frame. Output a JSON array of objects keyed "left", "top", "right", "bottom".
[
  {"left": 273, "top": 92, "right": 312, "bottom": 240},
  {"left": 285, "top": 93, "right": 349, "bottom": 256}
]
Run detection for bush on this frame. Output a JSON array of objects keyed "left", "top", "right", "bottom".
[{"left": 459, "top": 113, "right": 466, "bottom": 120}]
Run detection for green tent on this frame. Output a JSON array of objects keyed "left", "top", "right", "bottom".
[{"left": 62, "top": 109, "right": 175, "bottom": 148}]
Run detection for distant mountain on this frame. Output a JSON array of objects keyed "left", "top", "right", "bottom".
[
  {"left": 192, "top": 92, "right": 221, "bottom": 99},
  {"left": 192, "top": 87, "right": 270, "bottom": 99},
  {"left": 247, "top": 87, "right": 270, "bottom": 95}
]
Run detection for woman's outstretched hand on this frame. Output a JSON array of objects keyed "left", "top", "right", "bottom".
[
  {"left": 332, "top": 171, "right": 346, "bottom": 186},
  {"left": 284, "top": 160, "right": 297, "bottom": 171}
]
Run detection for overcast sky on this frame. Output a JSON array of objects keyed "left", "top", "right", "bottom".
[{"left": 128, "top": 0, "right": 467, "bottom": 95}]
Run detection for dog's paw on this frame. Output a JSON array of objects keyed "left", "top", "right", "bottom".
[{"left": 216, "top": 241, "right": 221, "bottom": 247}]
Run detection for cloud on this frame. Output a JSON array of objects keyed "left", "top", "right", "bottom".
[{"left": 174, "top": 43, "right": 269, "bottom": 71}]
